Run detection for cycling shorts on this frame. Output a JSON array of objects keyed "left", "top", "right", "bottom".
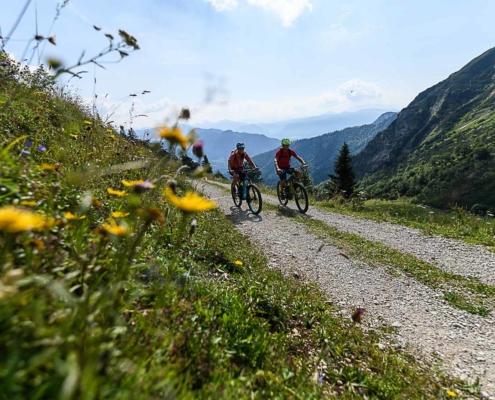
[
  {"left": 232, "top": 169, "right": 246, "bottom": 180},
  {"left": 278, "top": 167, "right": 295, "bottom": 181}
]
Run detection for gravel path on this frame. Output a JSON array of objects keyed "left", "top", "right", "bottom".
[{"left": 199, "top": 181, "right": 495, "bottom": 398}]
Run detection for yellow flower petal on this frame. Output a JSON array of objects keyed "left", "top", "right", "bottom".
[
  {"left": 20, "top": 200, "right": 36, "bottom": 206},
  {"left": 446, "top": 390, "right": 457, "bottom": 397},
  {"left": 64, "top": 212, "right": 85, "bottom": 220},
  {"left": 158, "top": 126, "right": 189, "bottom": 150},
  {"left": 84, "top": 120, "right": 93, "bottom": 125},
  {"left": 122, "top": 179, "right": 145, "bottom": 187},
  {"left": 42, "top": 163, "right": 59, "bottom": 171},
  {"left": 107, "top": 188, "right": 127, "bottom": 197},
  {"left": 164, "top": 187, "right": 216, "bottom": 213},
  {"left": 112, "top": 211, "right": 130, "bottom": 218},
  {"left": 70, "top": 134, "right": 78, "bottom": 139},
  {"left": 0, "top": 206, "right": 46, "bottom": 233},
  {"left": 235, "top": 260, "right": 243, "bottom": 266},
  {"left": 106, "top": 129, "right": 113, "bottom": 133},
  {"left": 102, "top": 222, "right": 128, "bottom": 236}
]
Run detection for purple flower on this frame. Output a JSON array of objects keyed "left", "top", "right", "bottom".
[
  {"left": 25, "top": 140, "right": 32, "bottom": 147},
  {"left": 37, "top": 145, "right": 47, "bottom": 152},
  {"left": 192, "top": 141, "right": 204, "bottom": 159}
]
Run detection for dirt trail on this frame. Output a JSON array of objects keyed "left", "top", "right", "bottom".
[{"left": 199, "top": 180, "right": 495, "bottom": 398}]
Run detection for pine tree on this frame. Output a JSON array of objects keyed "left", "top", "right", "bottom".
[
  {"left": 299, "top": 167, "right": 314, "bottom": 194},
  {"left": 328, "top": 142, "right": 355, "bottom": 199},
  {"left": 202, "top": 154, "right": 213, "bottom": 173}
]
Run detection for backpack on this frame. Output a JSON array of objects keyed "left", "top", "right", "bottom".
[{"left": 277, "top": 148, "right": 293, "bottom": 161}]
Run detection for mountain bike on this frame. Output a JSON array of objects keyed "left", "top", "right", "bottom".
[
  {"left": 277, "top": 165, "right": 309, "bottom": 213},
  {"left": 230, "top": 169, "right": 263, "bottom": 215}
]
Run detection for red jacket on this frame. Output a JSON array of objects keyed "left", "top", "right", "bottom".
[{"left": 229, "top": 150, "right": 253, "bottom": 170}]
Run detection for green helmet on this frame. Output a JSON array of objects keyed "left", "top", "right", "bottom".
[{"left": 281, "top": 138, "right": 291, "bottom": 146}]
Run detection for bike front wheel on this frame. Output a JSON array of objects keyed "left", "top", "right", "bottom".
[
  {"left": 277, "top": 183, "right": 289, "bottom": 206},
  {"left": 294, "top": 182, "right": 308, "bottom": 213},
  {"left": 231, "top": 184, "right": 242, "bottom": 207},
  {"left": 247, "top": 184, "right": 262, "bottom": 215}
]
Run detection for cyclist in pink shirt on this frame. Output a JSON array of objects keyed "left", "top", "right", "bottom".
[{"left": 228, "top": 142, "right": 259, "bottom": 190}]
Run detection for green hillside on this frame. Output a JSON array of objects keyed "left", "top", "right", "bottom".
[
  {"left": 0, "top": 52, "right": 471, "bottom": 398},
  {"left": 252, "top": 112, "right": 397, "bottom": 187},
  {"left": 354, "top": 47, "right": 495, "bottom": 210}
]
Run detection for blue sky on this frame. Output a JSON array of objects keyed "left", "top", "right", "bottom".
[{"left": 2, "top": 0, "right": 495, "bottom": 129}]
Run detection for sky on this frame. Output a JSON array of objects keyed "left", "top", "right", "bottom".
[{"left": 2, "top": 0, "right": 495, "bottom": 129}]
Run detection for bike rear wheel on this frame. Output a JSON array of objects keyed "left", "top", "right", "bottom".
[
  {"left": 277, "top": 182, "right": 289, "bottom": 206},
  {"left": 231, "top": 184, "right": 242, "bottom": 207},
  {"left": 247, "top": 184, "right": 262, "bottom": 215},
  {"left": 294, "top": 182, "right": 309, "bottom": 213}
]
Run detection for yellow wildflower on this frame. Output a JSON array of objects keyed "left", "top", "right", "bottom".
[
  {"left": 112, "top": 211, "right": 130, "bottom": 218},
  {"left": 235, "top": 260, "right": 243, "bottom": 266},
  {"left": 107, "top": 188, "right": 127, "bottom": 197},
  {"left": 64, "top": 212, "right": 86, "bottom": 220},
  {"left": 446, "top": 391, "right": 457, "bottom": 397},
  {"left": 42, "top": 163, "right": 59, "bottom": 171},
  {"left": 101, "top": 221, "right": 128, "bottom": 236},
  {"left": 70, "top": 134, "right": 78, "bottom": 139},
  {"left": 92, "top": 197, "right": 102, "bottom": 208},
  {"left": 0, "top": 206, "right": 46, "bottom": 233},
  {"left": 122, "top": 180, "right": 145, "bottom": 187},
  {"left": 84, "top": 120, "right": 92, "bottom": 125},
  {"left": 164, "top": 187, "right": 216, "bottom": 213},
  {"left": 158, "top": 126, "right": 188, "bottom": 150},
  {"left": 25, "top": 238, "right": 45, "bottom": 249},
  {"left": 106, "top": 129, "right": 113, "bottom": 133},
  {"left": 20, "top": 200, "right": 36, "bottom": 207}
]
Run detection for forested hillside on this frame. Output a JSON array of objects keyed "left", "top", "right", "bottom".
[
  {"left": 353, "top": 47, "right": 495, "bottom": 210},
  {"left": 253, "top": 112, "right": 397, "bottom": 187}
]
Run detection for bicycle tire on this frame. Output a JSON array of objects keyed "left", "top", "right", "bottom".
[
  {"left": 294, "top": 182, "right": 309, "bottom": 213},
  {"left": 247, "top": 184, "right": 262, "bottom": 215},
  {"left": 277, "top": 183, "right": 289, "bottom": 206},
  {"left": 231, "top": 184, "right": 242, "bottom": 207}
]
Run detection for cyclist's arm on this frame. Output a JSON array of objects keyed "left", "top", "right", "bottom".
[
  {"left": 296, "top": 155, "right": 306, "bottom": 165},
  {"left": 274, "top": 153, "right": 281, "bottom": 172}
]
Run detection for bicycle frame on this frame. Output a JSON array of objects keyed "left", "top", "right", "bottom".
[{"left": 235, "top": 169, "right": 254, "bottom": 199}]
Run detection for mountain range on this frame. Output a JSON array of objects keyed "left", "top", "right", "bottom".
[
  {"left": 189, "top": 109, "right": 392, "bottom": 140},
  {"left": 353, "top": 46, "right": 495, "bottom": 210},
  {"left": 252, "top": 112, "right": 397, "bottom": 187}
]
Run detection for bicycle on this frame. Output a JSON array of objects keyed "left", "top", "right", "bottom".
[
  {"left": 230, "top": 169, "right": 263, "bottom": 215},
  {"left": 276, "top": 165, "right": 309, "bottom": 213}
]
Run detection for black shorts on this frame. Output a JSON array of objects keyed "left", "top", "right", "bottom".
[
  {"left": 232, "top": 169, "right": 246, "bottom": 180},
  {"left": 278, "top": 167, "right": 295, "bottom": 181}
]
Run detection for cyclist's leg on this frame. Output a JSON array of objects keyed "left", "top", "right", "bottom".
[
  {"left": 232, "top": 170, "right": 241, "bottom": 188},
  {"left": 293, "top": 167, "right": 300, "bottom": 182},
  {"left": 279, "top": 169, "right": 289, "bottom": 197}
]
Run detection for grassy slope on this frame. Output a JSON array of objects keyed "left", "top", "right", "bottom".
[{"left": 0, "top": 53, "right": 479, "bottom": 399}]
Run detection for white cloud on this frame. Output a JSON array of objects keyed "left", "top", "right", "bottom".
[
  {"left": 94, "top": 79, "right": 403, "bottom": 129},
  {"left": 337, "top": 78, "right": 383, "bottom": 101},
  {"left": 205, "top": 0, "right": 239, "bottom": 11},
  {"left": 247, "top": 0, "right": 312, "bottom": 27},
  {"left": 204, "top": 0, "right": 312, "bottom": 27}
]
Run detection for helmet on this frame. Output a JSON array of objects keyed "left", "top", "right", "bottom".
[
  {"left": 281, "top": 138, "right": 291, "bottom": 146},
  {"left": 236, "top": 142, "right": 246, "bottom": 149}
]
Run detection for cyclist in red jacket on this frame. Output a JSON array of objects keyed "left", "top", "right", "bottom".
[
  {"left": 274, "top": 138, "right": 306, "bottom": 198},
  {"left": 228, "top": 142, "right": 259, "bottom": 190}
]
